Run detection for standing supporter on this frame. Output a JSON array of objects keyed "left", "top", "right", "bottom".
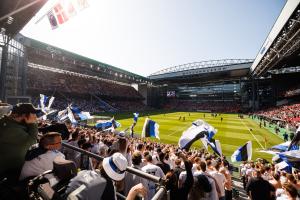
[
  {"left": 287, "top": 174, "right": 300, "bottom": 190},
  {"left": 189, "top": 174, "right": 212, "bottom": 200},
  {"left": 192, "top": 157, "right": 201, "bottom": 173},
  {"left": 281, "top": 183, "right": 299, "bottom": 200},
  {"left": 210, "top": 163, "right": 226, "bottom": 200},
  {"left": 80, "top": 142, "right": 93, "bottom": 170},
  {"left": 142, "top": 154, "right": 165, "bottom": 200},
  {"left": 220, "top": 167, "right": 232, "bottom": 200},
  {"left": 246, "top": 169, "right": 275, "bottom": 200},
  {"left": 246, "top": 162, "right": 256, "bottom": 182},
  {"left": 64, "top": 130, "right": 80, "bottom": 167},
  {"left": 19, "top": 132, "right": 64, "bottom": 181},
  {"left": 199, "top": 161, "right": 219, "bottom": 200},
  {"left": 0, "top": 103, "right": 39, "bottom": 183},
  {"left": 64, "top": 152, "right": 147, "bottom": 200},
  {"left": 173, "top": 158, "right": 184, "bottom": 181},
  {"left": 177, "top": 153, "right": 194, "bottom": 200},
  {"left": 118, "top": 137, "right": 132, "bottom": 166},
  {"left": 124, "top": 151, "right": 148, "bottom": 196},
  {"left": 136, "top": 143, "right": 145, "bottom": 154},
  {"left": 156, "top": 152, "right": 171, "bottom": 174},
  {"left": 269, "top": 172, "right": 282, "bottom": 190}
]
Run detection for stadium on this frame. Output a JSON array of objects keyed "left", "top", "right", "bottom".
[{"left": 0, "top": 0, "right": 300, "bottom": 200}]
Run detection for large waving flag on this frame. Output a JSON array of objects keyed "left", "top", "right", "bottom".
[
  {"left": 56, "top": 105, "right": 93, "bottom": 124},
  {"left": 141, "top": 118, "right": 160, "bottom": 139},
  {"left": 70, "top": 105, "right": 93, "bottom": 121},
  {"left": 39, "top": 94, "right": 55, "bottom": 120},
  {"left": 207, "top": 139, "right": 222, "bottom": 156},
  {"left": 67, "top": 106, "right": 77, "bottom": 124},
  {"left": 179, "top": 119, "right": 217, "bottom": 151},
  {"left": 278, "top": 150, "right": 300, "bottom": 170},
  {"left": 231, "top": 141, "right": 252, "bottom": 162},
  {"left": 201, "top": 137, "right": 222, "bottom": 156},
  {"left": 57, "top": 108, "right": 68, "bottom": 122},
  {"left": 40, "top": 94, "right": 55, "bottom": 113},
  {"left": 260, "top": 141, "right": 299, "bottom": 155},
  {"left": 95, "top": 118, "right": 121, "bottom": 130}
]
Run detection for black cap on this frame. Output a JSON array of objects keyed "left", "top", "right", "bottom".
[{"left": 11, "top": 103, "right": 41, "bottom": 115}]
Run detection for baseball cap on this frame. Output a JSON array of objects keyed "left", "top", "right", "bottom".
[
  {"left": 102, "top": 152, "right": 127, "bottom": 181},
  {"left": 11, "top": 103, "right": 41, "bottom": 115}
]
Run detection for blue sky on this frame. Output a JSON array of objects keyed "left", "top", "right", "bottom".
[{"left": 21, "top": 0, "right": 286, "bottom": 76}]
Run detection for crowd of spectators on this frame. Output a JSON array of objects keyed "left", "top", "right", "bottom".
[
  {"left": 255, "top": 102, "right": 300, "bottom": 129},
  {"left": 164, "top": 100, "right": 241, "bottom": 113},
  {"left": 27, "top": 66, "right": 143, "bottom": 100},
  {"left": 239, "top": 160, "right": 300, "bottom": 200},
  {"left": 1, "top": 103, "right": 300, "bottom": 200},
  {"left": 108, "top": 100, "right": 149, "bottom": 112},
  {"left": 26, "top": 66, "right": 150, "bottom": 112}
]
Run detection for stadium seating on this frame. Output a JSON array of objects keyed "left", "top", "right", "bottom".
[
  {"left": 255, "top": 102, "right": 300, "bottom": 128},
  {"left": 164, "top": 99, "right": 241, "bottom": 113},
  {"left": 27, "top": 66, "right": 148, "bottom": 112}
]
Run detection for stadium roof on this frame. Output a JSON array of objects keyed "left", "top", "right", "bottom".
[
  {"left": 148, "top": 59, "right": 253, "bottom": 83},
  {"left": 0, "top": 0, "right": 47, "bottom": 36},
  {"left": 251, "top": 0, "right": 300, "bottom": 77},
  {"left": 24, "top": 36, "right": 148, "bottom": 82}
]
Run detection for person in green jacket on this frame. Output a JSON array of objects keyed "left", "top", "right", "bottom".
[{"left": 0, "top": 103, "right": 40, "bottom": 183}]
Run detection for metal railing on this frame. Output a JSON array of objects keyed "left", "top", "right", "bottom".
[{"left": 62, "top": 142, "right": 167, "bottom": 200}]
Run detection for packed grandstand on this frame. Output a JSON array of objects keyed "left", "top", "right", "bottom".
[{"left": 1, "top": 1, "right": 300, "bottom": 200}]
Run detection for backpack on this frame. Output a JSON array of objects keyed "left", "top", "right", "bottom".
[{"left": 64, "top": 170, "right": 107, "bottom": 200}]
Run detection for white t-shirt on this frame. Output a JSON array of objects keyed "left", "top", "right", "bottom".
[
  {"left": 19, "top": 150, "right": 65, "bottom": 180},
  {"left": 246, "top": 168, "right": 255, "bottom": 179},
  {"left": 179, "top": 171, "right": 187, "bottom": 188},
  {"left": 210, "top": 171, "right": 226, "bottom": 197},
  {"left": 192, "top": 163, "right": 198, "bottom": 173},
  {"left": 142, "top": 163, "right": 165, "bottom": 200}
]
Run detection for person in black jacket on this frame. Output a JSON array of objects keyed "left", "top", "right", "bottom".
[
  {"left": 177, "top": 153, "right": 193, "bottom": 200},
  {"left": 156, "top": 152, "right": 171, "bottom": 174},
  {"left": 246, "top": 169, "right": 275, "bottom": 200}
]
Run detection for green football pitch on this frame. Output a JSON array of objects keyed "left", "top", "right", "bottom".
[{"left": 97, "top": 111, "right": 284, "bottom": 162}]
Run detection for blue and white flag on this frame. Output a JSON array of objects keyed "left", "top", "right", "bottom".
[
  {"left": 192, "top": 119, "right": 217, "bottom": 140},
  {"left": 278, "top": 150, "right": 300, "bottom": 170},
  {"left": 40, "top": 94, "right": 55, "bottom": 113},
  {"left": 70, "top": 105, "right": 93, "bottom": 121},
  {"left": 260, "top": 141, "right": 299, "bottom": 155},
  {"left": 57, "top": 108, "right": 68, "bottom": 122},
  {"left": 276, "top": 161, "right": 292, "bottom": 173},
  {"left": 179, "top": 119, "right": 217, "bottom": 151},
  {"left": 272, "top": 141, "right": 299, "bottom": 152},
  {"left": 95, "top": 118, "right": 121, "bottom": 130},
  {"left": 231, "top": 141, "right": 252, "bottom": 162},
  {"left": 203, "top": 138, "right": 222, "bottom": 156},
  {"left": 133, "top": 113, "right": 139, "bottom": 123},
  {"left": 67, "top": 106, "right": 77, "bottom": 124},
  {"left": 39, "top": 94, "right": 55, "bottom": 120},
  {"left": 141, "top": 118, "right": 160, "bottom": 139}
]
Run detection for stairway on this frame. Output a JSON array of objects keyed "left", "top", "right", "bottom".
[{"left": 232, "top": 177, "right": 248, "bottom": 200}]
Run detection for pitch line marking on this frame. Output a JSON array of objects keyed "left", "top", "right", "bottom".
[{"left": 239, "top": 118, "right": 264, "bottom": 149}]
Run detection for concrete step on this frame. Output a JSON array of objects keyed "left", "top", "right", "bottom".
[{"left": 232, "top": 177, "right": 248, "bottom": 200}]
